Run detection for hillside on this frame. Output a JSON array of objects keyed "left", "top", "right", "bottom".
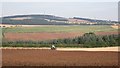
[
  {"left": 1, "top": 15, "right": 69, "bottom": 25},
  {"left": 73, "top": 17, "right": 117, "bottom": 25},
  {"left": 3, "top": 15, "right": 68, "bottom": 21},
  {"left": 1, "top": 14, "right": 118, "bottom": 25}
]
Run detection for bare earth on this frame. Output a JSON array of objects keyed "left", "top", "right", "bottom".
[
  {"left": 5, "top": 31, "right": 118, "bottom": 41},
  {"left": 5, "top": 32, "right": 83, "bottom": 41},
  {"left": 2, "top": 47, "right": 119, "bottom": 66}
]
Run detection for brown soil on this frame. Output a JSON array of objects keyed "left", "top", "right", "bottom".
[
  {"left": 96, "top": 31, "right": 118, "bottom": 35},
  {"left": 5, "top": 32, "right": 83, "bottom": 41},
  {"left": 5, "top": 31, "right": 118, "bottom": 41},
  {"left": 2, "top": 49, "right": 119, "bottom": 66}
]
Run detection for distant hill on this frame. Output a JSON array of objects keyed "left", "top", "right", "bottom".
[
  {"left": 1, "top": 14, "right": 69, "bottom": 25},
  {"left": 73, "top": 17, "right": 117, "bottom": 25},
  {"left": 3, "top": 15, "right": 68, "bottom": 21},
  {"left": 1, "top": 14, "right": 118, "bottom": 25}
]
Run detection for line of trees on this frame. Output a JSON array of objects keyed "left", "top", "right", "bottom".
[
  {"left": 2, "top": 32, "right": 119, "bottom": 48},
  {"left": 48, "top": 32, "right": 119, "bottom": 47}
]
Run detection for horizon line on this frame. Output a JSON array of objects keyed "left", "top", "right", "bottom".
[{"left": 1, "top": 14, "right": 118, "bottom": 21}]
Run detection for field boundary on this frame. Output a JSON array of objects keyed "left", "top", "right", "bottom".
[{"left": 1, "top": 47, "right": 119, "bottom": 52}]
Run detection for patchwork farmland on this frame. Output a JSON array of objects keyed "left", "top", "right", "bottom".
[
  {"left": 2, "top": 25, "right": 118, "bottom": 41},
  {"left": 1, "top": 25, "right": 119, "bottom": 67},
  {"left": 1, "top": 2, "right": 120, "bottom": 67}
]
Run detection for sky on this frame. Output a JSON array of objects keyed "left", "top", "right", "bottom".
[
  {"left": 0, "top": 0, "right": 120, "bottom": 2},
  {"left": 1, "top": 2, "right": 119, "bottom": 21}
]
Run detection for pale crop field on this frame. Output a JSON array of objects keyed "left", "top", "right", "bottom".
[{"left": 2, "top": 25, "right": 117, "bottom": 33}]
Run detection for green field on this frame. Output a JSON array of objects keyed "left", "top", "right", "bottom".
[{"left": 2, "top": 25, "right": 117, "bottom": 33}]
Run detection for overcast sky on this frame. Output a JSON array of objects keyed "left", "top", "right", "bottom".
[
  {"left": 1, "top": 2, "right": 119, "bottom": 21},
  {"left": 0, "top": 0, "right": 119, "bottom": 2}
]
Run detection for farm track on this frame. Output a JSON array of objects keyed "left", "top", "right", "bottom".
[{"left": 1, "top": 47, "right": 119, "bottom": 52}]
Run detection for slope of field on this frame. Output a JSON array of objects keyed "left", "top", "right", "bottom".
[{"left": 2, "top": 49, "right": 119, "bottom": 66}]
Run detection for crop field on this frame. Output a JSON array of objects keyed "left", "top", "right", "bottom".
[
  {"left": 2, "top": 49, "right": 119, "bottom": 67},
  {"left": 2, "top": 25, "right": 117, "bottom": 33},
  {"left": 2, "top": 25, "right": 118, "bottom": 41}
]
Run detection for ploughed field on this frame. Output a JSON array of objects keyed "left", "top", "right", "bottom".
[
  {"left": 2, "top": 49, "right": 119, "bottom": 66},
  {"left": 3, "top": 25, "right": 118, "bottom": 41},
  {"left": 5, "top": 32, "right": 83, "bottom": 41}
]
